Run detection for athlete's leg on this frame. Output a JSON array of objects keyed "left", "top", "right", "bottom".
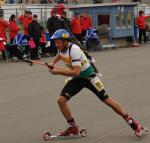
[
  {"left": 56, "top": 78, "right": 84, "bottom": 136},
  {"left": 103, "top": 97, "right": 126, "bottom": 117},
  {"left": 103, "top": 97, "right": 146, "bottom": 136},
  {"left": 57, "top": 96, "right": 73, "bottom": 122},
  {"left": 85, "top": 76, "right": 146, "bottom": 136}
]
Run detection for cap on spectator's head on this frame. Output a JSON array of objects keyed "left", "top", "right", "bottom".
[{"left": 33, "top": 14, "right": 38, "bottom": 18}]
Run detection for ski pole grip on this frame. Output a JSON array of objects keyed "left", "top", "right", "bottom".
[{"left": 45, "top": 63, "right": 54, "bottom": 69}]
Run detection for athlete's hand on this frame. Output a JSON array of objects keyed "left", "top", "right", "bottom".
[
  {"left": 49, "top": 68, "right": 61, "bottom": 75},
  {"left": 48, "top": 62, "right": 54, "bottom": 69}
]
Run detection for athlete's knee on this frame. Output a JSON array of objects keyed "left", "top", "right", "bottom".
[
  {"left": 98, "top": 89, "right": 109, "bottom": 101},
  {"left": 57, "top": 96, "right": 68, "bottom": 107}
]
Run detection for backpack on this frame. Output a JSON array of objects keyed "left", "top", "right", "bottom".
[{"left": 68, "top": 43, "right": 99, "bottom": 73}]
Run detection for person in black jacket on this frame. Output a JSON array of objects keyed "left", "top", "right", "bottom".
[
  {"left": 47, "top": 10, "right": 62, "bottom": 55},
  {"left": 60, "top": 11, "right": 71, "bottom": 32},
  {"left": 28, "top": 14, "right": 41, "bottom": 60},
  {"left": 47, "top": 10, "right": 62, "bottom": 37}
]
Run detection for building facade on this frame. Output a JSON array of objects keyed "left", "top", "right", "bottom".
[{"left": 4, "top": 0, "right": 147, "bottom": 4}]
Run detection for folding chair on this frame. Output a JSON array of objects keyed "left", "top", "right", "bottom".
[
  {"left": 12, "top": 33, "right": 29, "bottom": 58},
  {"left": 45, "top": 32, "right": 56, "bottom": 56}
]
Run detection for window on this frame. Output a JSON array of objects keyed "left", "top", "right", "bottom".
[
  {"left": 97, "top": 14, "right": 110, "bottom": 27},
  {"left": 121, "top": 13, "right": 127, "bottom": 28},
  {"left": 127, "top": 12, "right": 132, "bottom": 27},
  {"left": 116, "top": 14, "right": 120, "bottom": 28}
]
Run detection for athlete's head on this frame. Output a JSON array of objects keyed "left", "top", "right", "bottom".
[{"left": 51, "top": 29, "right": 71, "bottom": 50}]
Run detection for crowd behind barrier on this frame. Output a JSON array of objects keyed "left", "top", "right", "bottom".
[
  {"left": 0, "top": 1, "right": 150, "bottom": 61},
  {"left": 0, "top": 2, "right": 93, "bottom": 61}
]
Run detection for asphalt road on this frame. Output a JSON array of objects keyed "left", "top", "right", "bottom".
[{"left": 0, "top": 45, "right": 150, "bottom": 143}]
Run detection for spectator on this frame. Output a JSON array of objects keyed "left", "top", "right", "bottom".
[
  {"left": 47, "top": 10, "right": 62, "bottom": 36},
  {"left": 61, "top": 11, "right": 71, "bottom": 32},
  {"left": 18, "top": 10, "right": 32, "bottom": 36},
  {"left": 53, "top": 1, "right": 65, "bottom": 16},
  {"left": 0, "top": 15, "right": 8, "bottom": 39},
  {"left": 28, "top": 11, "right": 33, "bottom": 24},
  {"left": 47, "top": 10, "right": 61, "bottom": 55},
  {"left": 136, "top": 10, "right": 150, "bottom": 44},
  {"left": 39, "top": 26, "right": 48, "bottom": 58},
  {"left": 18, "top": 10, "right": 33, "bottom": 57},
  {"left": 9, "top": 14, "right": 23, "bottom": 60},
  {"left": 28, "top": 14, "right": 41, "bottom": 60},
  {"left": 80, "top": 10, "right": 92, "bottom": 38},
  {"left": 0, "top": 30, "right": 6, "bottom": 60},
  {"left": 0, "top": 14, "right": 8, "bottom": 59},
  {"left": 71, "top": 12, "right": 82, "bottom": 42}
]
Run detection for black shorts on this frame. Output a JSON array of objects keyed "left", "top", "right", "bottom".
[{"left": 61, "top": 75, "right": 109, "bottom": 101}]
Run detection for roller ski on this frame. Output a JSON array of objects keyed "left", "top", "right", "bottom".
[
  {"left": 43, "top": 126, "right": 87, "bottom": 141},
  {"left": 135, "top": 125, "right": 148, "bottom": 137}
]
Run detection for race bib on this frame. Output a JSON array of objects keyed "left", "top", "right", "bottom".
[{"left": 90, "top": 76, "right": 104, "bottom": 92}]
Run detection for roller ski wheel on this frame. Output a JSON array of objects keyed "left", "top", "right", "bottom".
[
  {"left": 80, "top": 129, "right": 87, "bottom": 137},
  {"left": 135, "top": 126, "right": 148, "bottom": 137},
  {"left": 43, "top": 132, "right": 51, "bottom": 141}
]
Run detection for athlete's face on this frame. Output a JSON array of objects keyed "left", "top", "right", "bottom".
[{"left": 54, "top": 39, "right": 67, "bottom": 50}]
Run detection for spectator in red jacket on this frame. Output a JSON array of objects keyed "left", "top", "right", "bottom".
[
  {"left": 0, "top": 15, "right": 8, "bottom": 59},
  {"left": 9, "top": 14, "right": 23, "bottom": 60},
  {"left": 0, "top": 30, "right": 6, "bottom": 51},
  {"left": 0, "top": 15, "right": 8, "bottom": 39},
  {"left": 80, "top": 10, "right": 92, "bottom": 38},
  {"left": 136, "top": 10, "right": 150, "bottom": 44},
  {"left": 53, "top": 1, "right": 65, "bottom": 17},
  {"left": 9, "top": 14, "right": 19, "bottom": 40},
  {"left": 18, "top": 10, "right": 32, "bottom": 36},
  {"left": 71, "top": 12, "right": 82, "bottom": 42},
  {"left": 28, "top": 11, "right": 33, "bottom": 24},
  {"left": 18, "top": 10, "right": 33, "bottom": 57}
]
